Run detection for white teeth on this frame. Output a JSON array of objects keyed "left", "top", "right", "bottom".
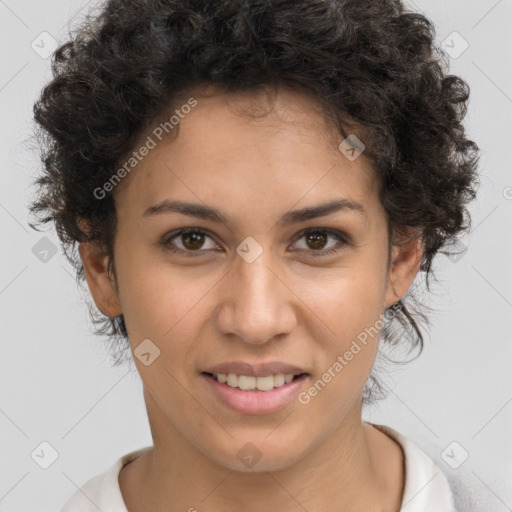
[
  {"left": 212, "top": 373, "right": 300, "bottom": 391},
  {"left": 273, "top": 374, "right": 285, "bottom": 387},
  {"left": 238, "top": 375, "right": 256, "bottom": 390},
  {"left": 227, "top": 373, "right": 238, "bottom": 387},
  {"left": 254, "top": 375, "right": 273, "bottom": 391}
]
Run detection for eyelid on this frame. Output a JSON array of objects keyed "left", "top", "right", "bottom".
[
  {"left": 162, "top": 227, "right": 221, "bottom": 254},
  {"left": 289, "top": 228, "right": 349, "bottom": 257},
  {"left": 161, "top": 226, "right": 350, "bottom": 256},
  {"left": 290, "top": 227, "right": 349, "bottom": 245}
]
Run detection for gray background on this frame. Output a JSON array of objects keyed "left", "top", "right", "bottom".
[{"left": 1, "top": 0, "right": 511, "bottom": 510}]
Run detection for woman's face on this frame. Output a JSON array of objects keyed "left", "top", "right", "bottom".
[{"left": 82, "top": 86, "right": 421, "bottom": 472}]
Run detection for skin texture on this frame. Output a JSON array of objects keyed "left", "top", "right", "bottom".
[{"left": 80, "top": 86, "right": 422, "bottom": 511}]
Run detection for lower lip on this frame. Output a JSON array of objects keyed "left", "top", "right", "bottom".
[{"left": 201, "top": 373, "right": 309, "bottom": 415}]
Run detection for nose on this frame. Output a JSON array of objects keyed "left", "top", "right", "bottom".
[{"left": 214, "top": 247, "right": 297, "bottom": 345}]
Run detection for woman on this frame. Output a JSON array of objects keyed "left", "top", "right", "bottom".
[{"left": 29, "top": 0, "right": 480, "bottom": 510}]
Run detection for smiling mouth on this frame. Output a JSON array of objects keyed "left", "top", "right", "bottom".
[{"left": 202, "top": 372, "right": 308, "bottom": 392}]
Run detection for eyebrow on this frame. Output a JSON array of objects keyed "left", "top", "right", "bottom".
[{"left": 143, "top": 198, "right": 366, "bottom": 225}]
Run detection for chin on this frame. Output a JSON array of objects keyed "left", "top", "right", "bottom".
[{"left": 204, "top": 435, "right": 309, "bottom": 473}]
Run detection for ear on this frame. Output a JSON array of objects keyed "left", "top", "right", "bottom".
[
  {"left": 384, "top": 227, "right": 423, "bottom": 308},
  {"left": 78, "top": 220, "right": 122, "bottom": 317}
]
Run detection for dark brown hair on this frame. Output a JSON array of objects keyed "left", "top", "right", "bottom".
[{"left": 29, "top": 0, "right": 480, "bottom": 404}]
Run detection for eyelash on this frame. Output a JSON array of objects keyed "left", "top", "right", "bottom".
[{"left": 161, "top": 227, "right": 349, "bottom": 258}]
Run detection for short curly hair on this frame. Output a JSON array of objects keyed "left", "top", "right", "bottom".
[{"left": 29, "top": 0, "right": 480, "bottom": 404}]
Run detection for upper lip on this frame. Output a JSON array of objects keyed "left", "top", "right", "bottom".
[{"left": 203, "top": 361, "right": 309, "bottom": 377}]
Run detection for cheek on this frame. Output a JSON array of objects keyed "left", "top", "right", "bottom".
[
  {"left": 113, "top": 253, "right": 185, "bottom": 341},
  {"left": 116, "top": 257, "right": 219, "bottom": 359},
  {"left": 313, "top": 261, "right": 387, "bottom": 343},
  {"left": 304, "top": 259, "right": 387, "bottom": 393}
]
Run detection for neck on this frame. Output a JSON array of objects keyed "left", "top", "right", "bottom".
[{"left": 120, "top": 391, "right": 403, "bottom": 512}]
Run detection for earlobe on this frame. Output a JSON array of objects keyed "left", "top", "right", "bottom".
[
  {"left": 384, "top": 229, "right": 423, "bottom": 308},
  {"left": 79, "top": 241, "right": 122, "bottom": 318}
]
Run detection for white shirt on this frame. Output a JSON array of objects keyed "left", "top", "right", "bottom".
[{"left": 61, "top": 423, "right": 458, "bottom": 512}]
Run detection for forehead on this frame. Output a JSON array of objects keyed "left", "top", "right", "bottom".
[{"left": 113, "top": 87, "right": 380, "bottom": 226}]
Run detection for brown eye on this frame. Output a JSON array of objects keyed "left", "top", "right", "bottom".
[
  {"left": 162, "top": 228, "right": 219, "bottom": 255},
  {"left": 292, "top": 228, "right": 348, "bottom": 257},
  {"left": 161, "top": 227, "right": 349, "bottom": 258},
  {"left": 305, "top": 231, "right": 329, "bottom": 250},
  {"left": 181, "top": 231, "right": 206, "bottom": 250}
]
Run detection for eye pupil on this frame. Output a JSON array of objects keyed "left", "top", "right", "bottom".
[
  {"left": 183, "top": 231, "right": 205, "bottom": 250},
  {"left": 306, "top": 231, "right": 328, "bottom": 250},
  {"left": 164, "top": 227, "right": 345, "bottom": 257}
]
